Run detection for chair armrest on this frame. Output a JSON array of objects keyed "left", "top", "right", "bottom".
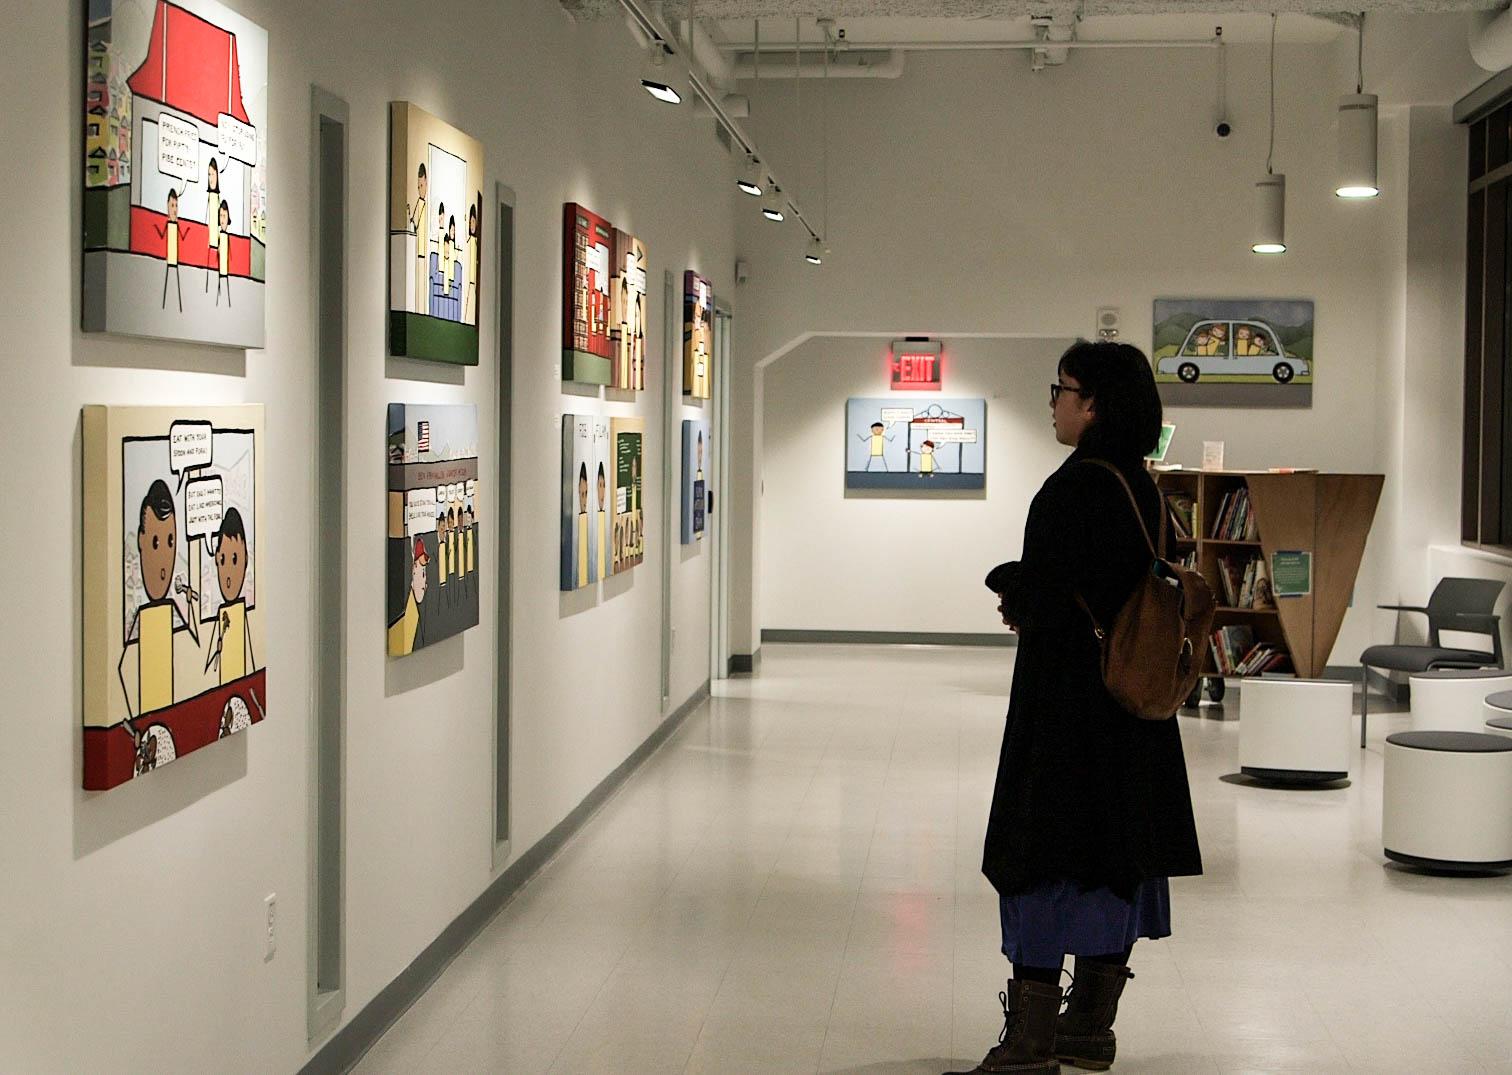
[
  {"left": 1444, "top": 612, "right": 1501, "bottom": 630},
  {"left": 1378, "top": 605, "right": 1429, "bottom": 615}
]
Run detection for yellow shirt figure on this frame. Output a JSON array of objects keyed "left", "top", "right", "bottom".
[
  {"left": 138, "top": 602, "right": 174, "bottom": 714},
  {"left": 216, "top": 600, "right": 247, "bottom": 684},
  {"left": 206, "top": 193, "right": 220, "bottom": 249},
  {"left": 166, "top": 224, "right": 179, "bottom": 268},
  {"left": 467, "top": 529, "right": 475, "bottom": 574},
  {"left": 597, "top": 511, "right": 608, "bottom": 580},
  {"left": 447, "top": 532, "right": 456, "bottom": 581},
  {"left": 411, "top": 196, "right": 428, "bottom": 311},
  {"left": 577, "top": 513, "right": 590, "bottom": 586},
  {"left": 387, "top": 592, "right": 420, "bottom": 657},
  {"left": 870, "top": 433, "right": 886, "bottom": 457},
  {"left": 921, "top": 453, "right": 935, "bottom": 475}
]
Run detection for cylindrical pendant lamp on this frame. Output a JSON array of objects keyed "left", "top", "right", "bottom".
[
  {"left": 1252, "top": 173, "right": 1286, "bottom": 254},
  {"left": 1335, "top": 93, "right": 1379, "bottom": 198}
]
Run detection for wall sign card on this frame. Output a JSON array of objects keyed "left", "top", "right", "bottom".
[
  {"left": 845, "top": 398, "right": 987, "bottom": 491},
  {"left": 1152, "top": 298, "right": 1315, "bottom": 409},
  {"left": 683, "top": 271, "right": 713, "bottom": 398},
  {"left": 563, "top": 204, "right": 613, "bottom": 385},
  {"left": 388, "top": 103, "right": 483, "bottom": 365},
  {"left": 681, "top": 419, "right": 710, "bottom": 544},
  {"left": 611, "top": 417, "right": 646, "bottom": 573},
  {"left": 1270, "top": 550, "right": 1313, "bottom": 599},
  {"left": 610, "top": 229, "right": 647, "bottom": 392},
  {"left": 560, "top": 413, "right": 611, "bottom": 591},
  {"left": 83, "top": 0, "right": 268, "bottom": 348},
  {"left": 386, "top": 404, "right": 480, "bottom": 656},
  {"left": 82, "top": 404, "right": 266, "bottom": 790}
]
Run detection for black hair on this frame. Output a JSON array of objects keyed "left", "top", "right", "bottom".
[
  {"left": 417, "top": 163, "right": 426, "bottom": 178},
  {"left": 215, "top": 507, "right": 246, "bottom": 549},
  {"left": 1056, "top": 339, "right": 1163, "bottom": 460},
  {"left": 870, "top": 422, "right": 885, "bottom": 431},
  {"left": 578, "top": 463, "right": 588, "bottom": 482},
  {"left": 139, "top": 479, "right": 174, "bottom": 529},
  {"left": 597, "top": 462, "right": 605, "bottom": 480}
]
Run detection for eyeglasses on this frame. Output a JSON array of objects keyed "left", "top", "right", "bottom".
[{"left": 1050, "top": 383, "right": 1091, "bottom": 404}]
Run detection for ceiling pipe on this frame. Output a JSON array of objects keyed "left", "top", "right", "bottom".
[
  {"left": 732, "top": 50, "right": 906, "bottom": 78},
  {"left": 680, "top": 18, "right": 737, "bottom": 85},
  {"left": 722, "top": 37, "right": 1219, "bottom": 52},
  {"left": 1471, "top": 8, "right": 1512, "bottom": 72}
]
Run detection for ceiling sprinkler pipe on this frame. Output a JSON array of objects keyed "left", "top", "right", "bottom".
[{"left": 732, "top": 50, "right": 904, "bottom": 79}]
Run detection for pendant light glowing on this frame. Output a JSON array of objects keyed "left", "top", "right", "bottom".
[
  {"left": 1335, "top": 94, "right": 1378, "bottom": 197},
  {"left": 762, "top": 186, "right": 785, "bottom": 222},
  {"left": 737, "top": 154, "right": 764, "bottom": 197},
  {"left": 804, "top": 237, "right": 824, "bottom": 265},
  {"left": 1252, "top": 174, "right": 1287, "bottom": 254},
  {"left": 640, "top": 43, "right": 681, "bottom": 105}
]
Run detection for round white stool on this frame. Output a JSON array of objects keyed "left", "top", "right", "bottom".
[
  {"left": 1486, "top": 715, "right": 1512, "bottom": 740},
  {"left": 1409, "top": 669, "right": 1512, "bottom": 733},
  {"left": 1485, "top": 690, "right": 1512, "bottom": 733},
  {"left": 1382, "top": 731, "right": 1512, "bottom": 872},
  {"left": 1239, "top": 678, "right": 1352, "bottom": 783}
]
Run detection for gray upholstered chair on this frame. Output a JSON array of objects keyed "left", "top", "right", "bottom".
[{"left": 1359, "top": 577, "right": 1506, "bottom": 748}]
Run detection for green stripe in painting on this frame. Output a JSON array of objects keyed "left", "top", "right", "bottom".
[
  {"left": 563, "top": 349, "right": 611, "bottom": 385},
  {"left": 391, "top": 312, "right": 479, "bottom": 366}
]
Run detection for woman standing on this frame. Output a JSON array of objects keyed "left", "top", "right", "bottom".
[{"left": 952, "top": 341, "right": 1203, "bottom": 1074}]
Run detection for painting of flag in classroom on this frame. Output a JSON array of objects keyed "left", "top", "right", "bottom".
[
  {"left": 563, "top": 204, "right": 614, "bottom": 385},
  {"left": 82, "top": 0, "right": 268, "bottom": 348},
  {"left": 681, "top": 418, "right": 709, "bottom": 545},
  {"left": 560, "top": 414, "right": 611, "bottom": 591},
  {"left": 1152, "top": 298, "right": 1315, "bottom": 408},
  {"left": 611, "top": 417, "right": 646, "bottom": 574},
  {"left": 845, "top": 398, "right": 987, "bottom": 491},
  {"left": 388, "top": 103, "right": 484, "bottom": 365},
  {"left": 386, "top": 404, "right": 481, "bottom": 657},
  {"left": 683, "top": 271, "right": 713, "bottom": 399},
  {"left": 82, "top": 404, "right": 266, "bottom": 791}
]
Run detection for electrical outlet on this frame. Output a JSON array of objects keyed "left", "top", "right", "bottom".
[{"left": 264, "top": 893, "right": 277, "bottom": 962}]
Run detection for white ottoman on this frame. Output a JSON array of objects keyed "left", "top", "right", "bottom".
[
  {"left": 1485, "top": 690, "right": 1512, "bottom": 735},
  {"left": 1382, "top": 731, "right": 1512, "bottom": 872},
  {"left": 1238, "top": 678, "right": 1353, "bottom": 783},
  {"left": 1486, "top": 716, "right": 1512, "bottom": 740},
  {"left": 1409, "top": 668, "right": 1512, "bottom": 733}
]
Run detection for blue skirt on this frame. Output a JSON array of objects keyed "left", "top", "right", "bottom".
[{"left": 999, "top": 877, "right": 1171, "bottom": 967}]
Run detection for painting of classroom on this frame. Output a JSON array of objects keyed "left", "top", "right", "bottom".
[
  {"left": 83, "top": 0, "right": 268, "bottom": 348},
  {"left": 386, "top": 404, "right": 481, "bottom": 657},
  {"left": 388, "top": 103, "right": 484, "bottom": 365},
  {"left": 560, "top": 414, "right": 611, "bottom": 591},
  {"left": 82, "top": 404, "right": 267, "bottom": 791},
  {"left": 845, "top": 397, "right": 987, "bottom": 491},
  {"left": 612, "top": 417, "right": 646, "bottom": 574}
]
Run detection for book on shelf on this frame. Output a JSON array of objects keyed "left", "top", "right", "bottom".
[
  {"left": 1215, "top": 553, "right": 1270, "bottom": 608},
  {"left": 1209, "top": 487, "right": 1260, "bottom": 542},
  {"left": 1209, "top": 624, "right": 1291, "bottom": 677},
  {"left": 1164, "top": 493, "right": 1196, "bottom": 541}
]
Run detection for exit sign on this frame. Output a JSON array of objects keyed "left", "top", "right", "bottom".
[{"left": 890, "top": 339, "right": 942, "bottom": 391}]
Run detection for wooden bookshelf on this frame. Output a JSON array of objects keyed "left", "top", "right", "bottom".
[{"left": 1154, "top": 469, "right": 1383, "bottom": 680}]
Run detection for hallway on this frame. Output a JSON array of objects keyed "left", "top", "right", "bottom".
[{"left": 356, "top": 645, "right": 1512, "bottom": 1074}]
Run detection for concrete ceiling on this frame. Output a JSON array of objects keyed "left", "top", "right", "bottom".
[{"left": 566, "top": 0, "right": 1501, "bottom": 21}]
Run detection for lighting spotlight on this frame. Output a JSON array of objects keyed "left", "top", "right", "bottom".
[
  {"left": 737, "top": 154, "right": 764, "bottom": 197},
  {"left": 641, "top": 43, "right": 681, "bottom": 105}
]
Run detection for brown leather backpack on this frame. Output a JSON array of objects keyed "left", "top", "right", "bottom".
[{"left": 1075, "top": 460, "right": 1217, "bottom": 720}]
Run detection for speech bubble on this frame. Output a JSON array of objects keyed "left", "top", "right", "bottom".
[
  {"left": 185, "top": 476, "right": 225, "bottom": 539},
  {"left": 406, "top": 488, "right": 438, "bottom": 536},
  {"left": 879, "top": 408, "right": 914, "bottom": 424},
  {"left": 924, "top": 429, "right": 978, "bottom": 444},
  {"left": 156, "top": 113, "right": 200, "bottom": 184},
  {"left": 217, "top": 113, "right": 255, "bottom": 166},
  {"left": 587, "top": 243, "right": 609, "bottom": 293},
  {"left": 627, "top": 265, "right": 648, "bottom": 294},
  {"left": 170, "top": 421, "right": 214, "bottom": 482}
]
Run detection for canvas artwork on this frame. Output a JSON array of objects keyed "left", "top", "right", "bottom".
[
  {"left": 83, "top": 0, "right": 268, "bottom": 348},
  {"left": 559, "top": 414, "right": 611, "bottom": 591},
  {"left": 845, "top": 398, "right": 987, "bottom": 491},
  {"left": 611, "top": 417, "right": 646, "bottom": 573},
  {"left": 82, "top": 404, "right": 266, "bottom": 791},
  {"left": 386, "top": 404, "right": 480, "bottom": 656},
  {"left": 683, "top": 271, "right": 713, "bottom": 399},
  {"left": 681, "top": 419, "right": 709, "bottom": 544},
  {"left": 611, "top": 229, "right": 648, "bottom": 391},
  {"left": 563, "top": 204, "right": 613, "bottom": 385},
  {"left": 1152, "top": 299, "right": 1315, "bottom": 408},
  {"left": 389, "top": 103, "right": 484, "bottom": 365}
]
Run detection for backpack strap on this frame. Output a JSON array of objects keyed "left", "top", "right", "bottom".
[{"left": 1080, "top": 459, "right": 1162, "bottom": 559}]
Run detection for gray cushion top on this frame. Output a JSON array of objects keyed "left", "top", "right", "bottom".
[
  {"left": 1488, "top": 716, "right": 1512, "bottom": 731},
  {"left": 1386, "top": 730, "right": 1512, "bottom": 753},
  {"left": 1409, "top": 665, "right": 1509, "bottom": 680},
  {"left": 1360, "top": 647, "right": 1497, "bottom": 673},
  {"left": 1486, "top": 691, "right": 1512, "bottom": 712}
]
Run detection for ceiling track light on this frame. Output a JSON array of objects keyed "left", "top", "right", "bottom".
[
  {"left": 640, "top": 41, "right": 682, "bottom": 104},
  {"left": 1253, "top": 14, "right": 1286, "bottom": 255},
  {"left": 805, "top": 236, "right": 824, "bottom": 265},
  {"left": 737, "top": 153, "right": 764, "bottom": 197},
  {"left": 1336, "top": 14, "right": 1378, "bottom": 199},
  {"left": 762, "top": 185, "right": 785, "bottom": 222}
]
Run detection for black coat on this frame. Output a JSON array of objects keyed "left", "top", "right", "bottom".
[{"left": 982, "top": 444, "right": 1203, "bottom": 901}]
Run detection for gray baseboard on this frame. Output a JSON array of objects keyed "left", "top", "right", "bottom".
[
  {"left": 729, "top": 649, "right": 761, "bottom": 675},
  {"left": 762, "top": 629, "right": 1016, "bottom": 648},
  {"left": 300, "top": 681, "right": 712, "bottom": 1075}
]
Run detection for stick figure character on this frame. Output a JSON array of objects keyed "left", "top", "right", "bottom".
[
  {"left": 919, "top": 440, "right": 937, "bottom": 476},
  {"left": 214, "top": 199, "right": 232, "bottom": 307},
  {"left": 155, "top": 189, "right": 190, "bottom": 311},
  {"left": 858, "top": 421, "right": 895, "bottom": 471},
  {"left": 387, "top": 536, "right": 430, "bottom": 656},
  {"left": 203, "top": 158, "right": 221, "bottom": 291},
  {"left": 202, "top": 507, "right": 256, "bottom": 688}
]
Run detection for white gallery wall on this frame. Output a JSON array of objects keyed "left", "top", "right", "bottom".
[
  {"left": 734, "top": 21, "right": 1490, "bottom": 666},
  {"left": 0, "top": 0, "right": 732, "bottom": 1071}
]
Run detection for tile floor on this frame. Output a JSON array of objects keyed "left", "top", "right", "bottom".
[{"left": 355, "top": 644, "right": 1512, "bottom": 1074}]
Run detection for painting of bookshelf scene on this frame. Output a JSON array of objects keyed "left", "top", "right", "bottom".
[{"left": 1151, "top": 298, "right": 1314, "bottom": 408}]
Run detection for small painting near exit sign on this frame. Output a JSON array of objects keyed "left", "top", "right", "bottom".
[{"left": 890, "top": 339, "right": 942, "bottom": 391}]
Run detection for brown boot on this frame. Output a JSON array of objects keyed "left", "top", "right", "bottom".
[
  {"left": 944, "top": 979, "right": 1063, "bottom": 1074},
  {"left": 1055, "top": 962, "right": 1134, "bottom": 1071}
]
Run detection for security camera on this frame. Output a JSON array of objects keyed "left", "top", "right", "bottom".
[{"left": 1215, "top": 120, "right": 1233, "bottom": 139}]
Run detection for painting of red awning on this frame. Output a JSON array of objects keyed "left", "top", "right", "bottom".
[{"left": 84, "top": 0, "right": 267, "bottom": 349}]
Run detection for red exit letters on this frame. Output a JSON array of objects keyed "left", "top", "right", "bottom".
[{"left": 890, "top": 340, "right": 942, "bottom": 391}]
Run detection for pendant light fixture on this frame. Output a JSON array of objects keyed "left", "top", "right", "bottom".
[
  {"left": 1335, "top": 13, "right": 1379, "bottom": 199},
  {"left": 640, "top": 41, "right": 681, "bottom": 104},
  {"left": 1252, "top": 14, "right": 1286, "bottom": 255},
  {"left": 805, "top": 237, "right": 823, "bottom": 265},
  {"left": 762, "top": 183, "right": 785, "bottom": 222},
  {"left": 737, "top": 153, "right": 764, "bottom": 197}
]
